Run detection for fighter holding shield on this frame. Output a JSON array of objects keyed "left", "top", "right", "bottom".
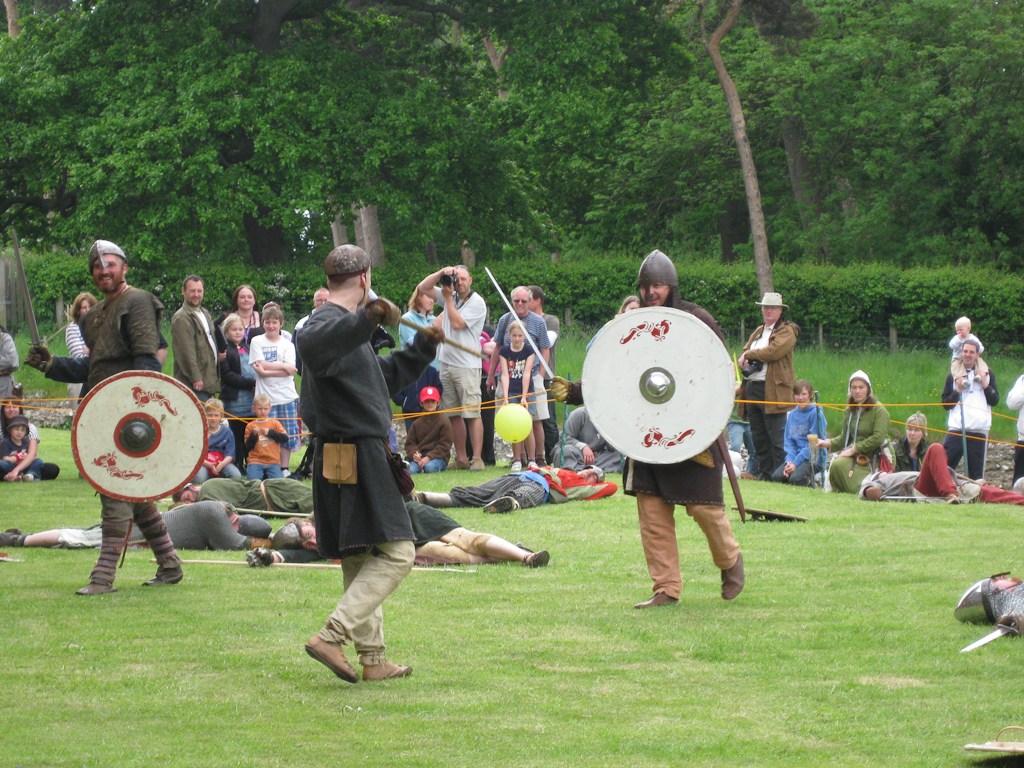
[{"left": 551, "top": 250, "right": 744, "bottom": 607}]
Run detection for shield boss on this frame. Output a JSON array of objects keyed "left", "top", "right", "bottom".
[{"left": 582, "top": 307, "right": 734, "bottom": 464}]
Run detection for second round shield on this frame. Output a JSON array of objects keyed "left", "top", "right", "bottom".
[
  {"left": 582, "top": 307, "right": 734, "bottom": 464},
  {"left": 73, "top": 371, "right": 208, "bottom": 501}
]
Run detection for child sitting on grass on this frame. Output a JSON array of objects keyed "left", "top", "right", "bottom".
[
  {"left": 949, "top": 316, "right": 989, "bottom": 388},
  {"left": 405, "top": 386, "right": 454, "bottom": 474},
  {"left": 0, "top": 415, "right": 43, "bottom": 481},
  {"left": 499, "top": 322, "right": 536, "bottom": 472},
  {"left": 244, "top": 393, "right": 289, "bottom": 480},
  {"left": 194, "top": 398, "right": 242, "bottom": 483}
]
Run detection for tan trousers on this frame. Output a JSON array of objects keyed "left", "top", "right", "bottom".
[
  {"left": 318, "top": 539, "right": 415, "bottom": 667},
  {"left": 636, "top": 493, "right": 739, "bottom": 599}
]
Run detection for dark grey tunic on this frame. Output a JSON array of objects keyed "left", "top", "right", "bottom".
[{"left": 297, "top": 302, "right": 436, "bottom": 558}]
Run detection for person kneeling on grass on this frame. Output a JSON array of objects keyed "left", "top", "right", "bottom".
[
  {"left": 404, "top": 386, "right": 453, "bottom": 474},
  {"left": 246, "top": 501, "right": 550, "bottom": 568},
  {"left": 0, "top": 415, "right": 44, "bottom": 481},
  {"left": 410, "top": 465, "right": 616, "bottom": 515},
  {"left": 0, "top": 501, "right": 279, "bottom": 552}
]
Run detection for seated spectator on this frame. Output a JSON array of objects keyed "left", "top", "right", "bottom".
[
  {"left": 410, "top": 464, "right": 617, "bottom": 514},
  {"left": 0, "top": 415, "right": 43, "bottom": 481},
  {"left": 819, "top": 370, "right": 890, "bottom": 494},
  {"left": 174, "top": 476, "right": 314, "bottom": 517},
  {"left": 770, "top": 379, "right": 826, "bottom": 486},
  {"left": 0, "top": 501, "right": 281, "bottom": 551},
  {"left": 892, "top": 412, "right": 931, "bottom": 472},
  {"left": 244, "top": 393, "right": 288, "bottom": 479},
  {"left": 193, "top": 399, "right": 242, "bottom": 483},
  {"left": 0, "top": 401, "right": 58, "bottom": 480},
  {"left": 246, "top": 502, "right": 550, "bottom": 568},
  {"left": 219, "top": 313, "right": 257, "bottom": 470},
  {"left": 405, "top": 386, "right": 453, "bottom": 474},
  {"left": 559, "top": 406, "right": 622, "bottom": 475},
  {"left": 860, "top": 442, "right": 1024, "bottom": 506}
]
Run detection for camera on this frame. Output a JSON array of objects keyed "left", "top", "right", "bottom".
[
  {"left": 439, "top": 272, "right": 456, "bottom": 289},
  {"left": 740, "top": 360, "right": 764, "bottom": 379}
]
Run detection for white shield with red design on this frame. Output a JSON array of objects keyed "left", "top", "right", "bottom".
[
  {"left": 582, "top": 307, "right": 734, "bottom": 464},
  {"left": 72, "top": 371, "right": 208, "bottom": 501}
]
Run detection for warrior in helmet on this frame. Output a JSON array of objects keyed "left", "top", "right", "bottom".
[
  {"left": 26, "top": 240, "right": 182, "bottom": 596},
  {"left": 296, "top": 244, "right": 444, "bottom": 683},
  {"left": 552, "top": 250, "right": 744, "bottom": 607}
]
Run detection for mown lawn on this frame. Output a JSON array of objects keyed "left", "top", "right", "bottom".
[{"left": 2, "top": 427, "right": 1020, "bottom": 767}]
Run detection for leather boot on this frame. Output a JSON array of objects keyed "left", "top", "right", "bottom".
[
  {"left": 76, "top": 582, "right": 118, "bottom": 596},
  {"left": 305, "top": 635, "right": 358, "bottom": 683},
  {"left": 721, "top": 552, "right": 744, "bottom": 600},
  {"left": 362, "top": 660, "right": 412, "bottom": 680},
  {"left": 143, "top": 560, "right": 184, "bottom": 586},
  {"left": 634, "top": 592, "right": 678, "bottom": 609}
]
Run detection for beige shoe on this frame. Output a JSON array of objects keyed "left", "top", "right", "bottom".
[
  {"left": 634, "top": 592, "right": 678, "bottom": 609},
  {"left": 305, "top": 635, "right": 359, "bottom": 683},
  {"left": 76, "top": 582, "right": 117, "bottom": 596},
  {"left": 469, "top": 457, "right": 485, "bottom": 471},
  {"left": 362, "top": 660, "right": 413, "bottom": 680}
]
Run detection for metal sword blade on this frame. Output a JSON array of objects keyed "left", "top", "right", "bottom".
[{"left": 960, "top": 625, "right": 1014, "bottom": 653}]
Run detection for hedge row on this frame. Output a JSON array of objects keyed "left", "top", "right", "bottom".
[{"left": 18, "top": 250, "right": 1024, "bottom": 346}]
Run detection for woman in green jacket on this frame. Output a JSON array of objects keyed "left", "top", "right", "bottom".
[{"left": 820, "top": 370, "right": 891, "bottom": 494}]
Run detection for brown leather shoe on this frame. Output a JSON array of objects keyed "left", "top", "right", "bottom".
[
  {"left": 143, "top": 563, "right": 183, "bottom": 586},
  {"left": 305, "top": 635, "right": 359, "bottom": 683},
  {"left": 76, "top": 582, "right": 118, "bottom": 596},
  {"left": 453, "top": 459, "right": 471, "bottom": 470},
  {"left": 362, "top": 660, "right": 413, "bottom": 681},
  {"left": 634, "top": 592, "right": 678, "bottom": 609},
  {"left": 523, "top": 550, "right": 550, "bottom": 568},
  {"left": 721, "top": 552, "right": 744, "bottom": 600}
]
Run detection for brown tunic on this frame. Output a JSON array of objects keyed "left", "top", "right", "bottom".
[{"left": 79, "top": 287, "right": 164, "bottom": 390}]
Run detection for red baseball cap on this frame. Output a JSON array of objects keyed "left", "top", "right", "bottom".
[{"left": 419, "top": 386, "right": 441, "bottom": 403}]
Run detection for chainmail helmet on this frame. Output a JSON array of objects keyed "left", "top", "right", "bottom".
[
  {"left": 955, "top": 575, "right": 1024, "bottom": 623},
  {"left": 236, "top": 514, "right": 272, "bottom": 539},
  {"left": 271, "top": 520, "right": 310, "bottom": 550},
  {"left": 324, "top": 245, "right": 370, "bottom": 279},
  {"left": 637, "top": 249, "right": 678, "bottom": 293},
  {"left": 88, "top": 240, "right": 127, "bottom": 269}
]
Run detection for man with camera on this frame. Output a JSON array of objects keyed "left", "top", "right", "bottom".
[
  {"left": 736, "top": 292, "right": 798, "bottom": 481},
  {"left": 941, "top": 338, "right": 997, "bottom": 480},
  {"left": 416, "top": 266, "right": 488, "bottom": 470}
]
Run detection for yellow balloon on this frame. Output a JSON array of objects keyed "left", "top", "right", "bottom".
[{"left": 494, "top": 404, "right": 533, "bottom": 443}]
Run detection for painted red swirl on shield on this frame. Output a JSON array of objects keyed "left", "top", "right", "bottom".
[
  {"left": 93, "top": 452, "right": 144, "bottom": 480},
  {"left": 132, "top": 386, "right": 178, "bottom": 415},
  {"left": 642, "top": 428, "right": 695, "bottom": 448},
  {"left": 619, "top": 320, "right": 671, "bottom": 344}
]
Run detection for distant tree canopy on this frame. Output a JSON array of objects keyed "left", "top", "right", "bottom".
[{"left": 1, "top": 0, "right": 1023, "bottom": 271}]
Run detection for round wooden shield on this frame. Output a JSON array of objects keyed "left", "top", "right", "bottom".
[
  {"left": 582, "top": 307, "right": 734, "bottom": 464},
  {"left": 72, "top": 371, "right": 208, "bottom": 502}
]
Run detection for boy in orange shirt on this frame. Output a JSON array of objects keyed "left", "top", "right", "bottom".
[{"left": 244, "top": 393, "right": 289, "bottom": 479}]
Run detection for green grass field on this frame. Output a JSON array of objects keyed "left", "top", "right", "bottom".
[{"left": 3, "top": 425, "right": 1023, "bottom": 767}]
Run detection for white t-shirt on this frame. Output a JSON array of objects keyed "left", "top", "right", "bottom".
[
  {"left": 434, "top": 288, "right": 486, "bottom": 370},
  {"left": 249, "top": 334, "right": 299, "bottom": 405}
]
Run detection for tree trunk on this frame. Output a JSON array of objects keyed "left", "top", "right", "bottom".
[
  {"left": 482, "top": 36, "right": 510, "bottom": 100},
  {"left": 351, "top": 204, "right": 384, "bottom": 267},
  {"left": 251, "top": 0, "right": 302, "bottom": 53},
  {"left": 699, "top": 0, "right": 774, "bottom": 295},
  {"left": 717, "top": 197, "right": 749, "bottom": 264},
  {"left": 426, "top": 240, "right": 437, "bottom": 265},
  {"left": 460, "top": 240, "right": 476, "bottom": 267},
  {"left": 5, "top": 0, "right": 19, "bottom": 36},
  {"left": 331, "top": 210, "right": 349, "bottom": 247},
  {"left": 242, "top": 208, "right": 289, "bottom": 267}
]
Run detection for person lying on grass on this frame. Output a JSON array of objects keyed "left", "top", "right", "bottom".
[
  {"left": 0, "top": 501, "right": 280, "bottom": 551},
  {"left": 859, "top": 443, "right": 1024, "bottom": 505},
  {"left": 410, "top": 465, "right": 617, "bottom": 515},
  {"left": 246, "top": 501, "right": 550, "bottom": 568}
]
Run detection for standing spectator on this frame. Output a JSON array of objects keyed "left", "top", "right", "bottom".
[
  {"left": 404, "top": 386, "right": 453, "bottom": 474},
  {"left": 893, "top": 412, "right": 931, "bottom": 473},
  {"left": 941, "top": 339, "right": 997, "bottom": 480},
  {"left": 393, "top": 287, "right": 442, "bottom": 416},
  {"left": 293, "top": 287, "right": 329, "bottom": 376},
  {"left": 737, "top": 292, "right": 798, "bottom": 480},
  {"left": 487, "top": 286, "right": 551, "bottom": 469},
  {"left": 219, "top": 313, "right": 257, "bottom": 470},
  {"left": 249, "top": 305, "right": 299, "bottom": 472},
  {"left": 770, "top": 379, "right": 826, "bottom": 486},
  {"left": 244, "top": 393, "right": 288, "bottom": 479},
  {"left": 26, "top": 239, "right": 181, "bottom": 595},
  {"left": 171, "top": 274, "right": 221, "bottom": 402},
  {"left": 416, "top": 265, "right": 487, "bottom": 471},
  {"left": 0, "top": 323, "right": 18, "bottom": 403},
  {"left": 527, "top": 285, "right": 560, "bottom": 463},
  {"left": 65, "top": 292, "right": 97, "bottom": 404},
  {"left": 819, "top": 370, "right": 890, "bottom": 494},
  {"left": 262, "top": 301, "right": 292, "bottom": 341},
  {"left": 221, "top": 284, "right": 262, "bottom": 344},
  {"left": 1006, "top": 371, "right": 1024, "bottom": 486},
  {"left": 498, "top": 322, "right": 535, "bottom": 472},
  {"left": 193, "top": 398, "right": 242, "bottom": 483},
  {"left": 949, "top": 316, "right": 989, "bottom": 388}
]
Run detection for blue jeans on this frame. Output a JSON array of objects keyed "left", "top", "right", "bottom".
[
  {"left": 0, "top": 458, "right": 44, "bottom": 479},
  {"left": 408, "top": 458, "right": 448, "bottom": 474},
  {"left": 194, "top": 463, "right": 243, "bottom": 484},
  {"left": 727, "top": 420, "right": 759, "bottom": 476},
  {"left": 247, "top": 462, "right": 283, "bottom": 480}
]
